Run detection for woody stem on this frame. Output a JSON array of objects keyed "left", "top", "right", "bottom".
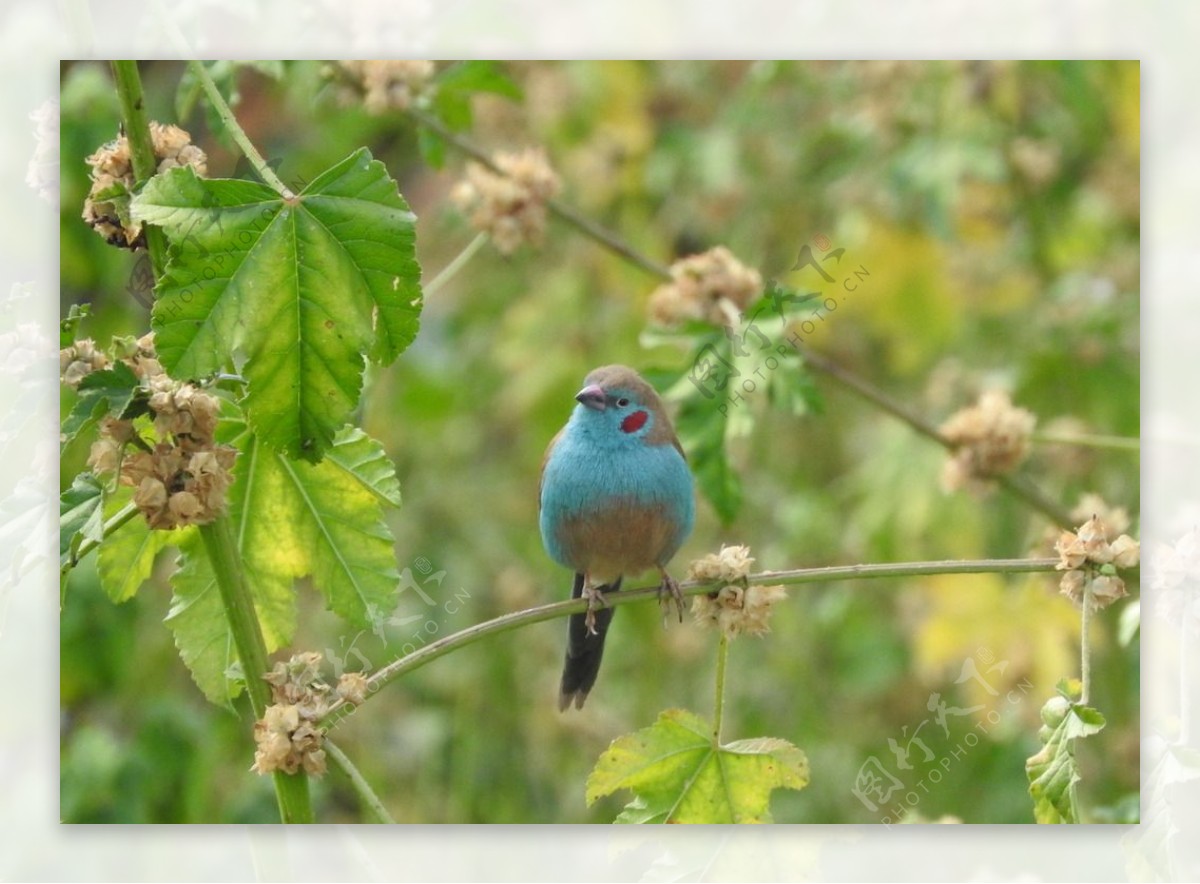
[{"left": 318, "top": 557, "right": 1060, "bottom": 730}]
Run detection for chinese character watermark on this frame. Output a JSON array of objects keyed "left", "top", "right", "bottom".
[
  {"left": 694, "top": 235, "right": 872, "bottom": 416},
  {"left": 322, "top": 556, "right": 473, "bottom": 714},
  {"left": 849, "top": 647, "right": 1034, "bottom": 823}
]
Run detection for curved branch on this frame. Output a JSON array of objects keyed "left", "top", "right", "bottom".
[
  {"left": 407, "top": 108, "right": 673, "bottom": 280},
  {"left": 319, "top": 556, "right": 1059, "bottom": 730},
  {"left": 800, "top": 348, "right": 1075, "bottom": 528}
]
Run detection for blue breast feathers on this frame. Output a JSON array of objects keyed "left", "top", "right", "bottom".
[{"left": 539, "top": 429, "right": 694, "bottom": 570}]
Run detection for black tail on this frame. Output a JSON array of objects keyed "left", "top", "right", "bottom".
[{"left": 558, "top": 574, "right": 622, "bottom": 711}]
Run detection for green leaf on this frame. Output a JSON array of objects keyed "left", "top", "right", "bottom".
[
  {"left": 1026, "top": 695, "right": 1106, "bottom": 823},
  {"left": 91, "top": 180, "right": 135, "bottom": 229},
  {"left": 244, "top": 426, "right": 402, "bottom": 625},
  {"left": 97, "top": 489, "right": 184, "bottom": 603},
  {"left": 430, "top": 61, "right": 522, "bottom": 134},
  {"left": 165, "top": 423, "right": 401, "bottom": 704},
  {"left": 436, "top": 61, "right": 523, "bottom": 101},
  {"left": 60, "top": 362, "right": 140, "bottom": 448},
  {"left": 768, "top": 352, "right": 823, "bottom": 417},
  {"left": 60, "top": 472, "right": 104, "bottom": 569},
  {"left": 165, "top": 533, "right": 255, "bottom": 707},
  {"left": 676, "top": 391, "right": 742, "bottom": 525},
  {"left": 131, "top": 149, "right": 423, "bottom": 461},
  {"left": 587, "top": 708, "right": 809, "bottom": 823},
  {"left": 417, "top": 126, "right": 447, "bottom": 170}
]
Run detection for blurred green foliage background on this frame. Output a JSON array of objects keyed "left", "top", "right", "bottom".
[{"left": 60, "top": 60, "right": 1139, "bottom": 823}]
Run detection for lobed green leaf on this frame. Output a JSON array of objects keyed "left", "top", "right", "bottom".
[
  {"left": 132, "top": 149, "right": 422, "bottom": 461},
  {"left": 165, "top": 421, "right": 401, "bottom": 704},
  {"left": 587, "top": 708, "right": 809, "bottom": 823}
]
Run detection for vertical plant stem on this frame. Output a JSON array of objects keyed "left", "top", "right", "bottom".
[
  {"left": 199, "top": 519, "right": 313, "bottom": 824},
  {"left": 1080, "top": 583, "right": 1093, "bottom": 705},
  {"left": 109, "top": 60, "right": 168, "bottom": 281},
  {"left": 111, "top": 60, "right": 309, "bottom": 823},
  {"left": 186, "top": 60, "right": 294, "bottom": 198},
  {"left": 325, "top": 738, "right": 395, "bottom": 824},
  {"left": 712, "top": 633, "right": 729, "bottom": 746}
]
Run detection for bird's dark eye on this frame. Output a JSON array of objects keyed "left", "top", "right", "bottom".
[{"left": 616, "top": 397, "right": 630, "bottom": 408}]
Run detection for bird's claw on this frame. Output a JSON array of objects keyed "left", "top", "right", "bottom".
[
  {"left": 583, "top": 582, "right": 609, "bottom": 636},
  {"left": 658, "top": 571, "right": 684, "bottom": 626}
]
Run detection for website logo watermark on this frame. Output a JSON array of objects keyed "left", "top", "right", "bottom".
[
  {"left": 850, "top": 646, "right": 1034, "bottom": 823},
  {"left": 687, "top": 235, "right": 872, "bottom": 414}
]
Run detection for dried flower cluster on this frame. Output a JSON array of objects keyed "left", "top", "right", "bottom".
[
  {"left": 1008, "top": 137, "right": 1062, "bottom": 188},
  {"left": 82, "top": 122, "right": 207, "bottom": 249},
  {"left": 59, "top": 338, "right": 109, "bottom": 388},
  {"left": 253, "top": 652, "right": 331, "bottom": 777},
  {"left": 451, "top": 148, "right": 561, "bottom": 254},
  {"left": 688, "top": 544, "right": 786, "bottom": 639},
  {"left": 647, "top": 246, "right": 763, "bottom": 329},
  {"left": 337, "top": 60, "right": 435, "bottom": 113},
  {"left": 939, "top": 390, "right": 1036, "bottom": 492},
  {"left": 1055, "top": 514, "right": 1140, "bottom": 610},
  {"left": 79, "top": 333, "right": 237, "bottom": 530},
  {"left": 251, "top": 652, "right": 370, "bottom": 777},
  {"left": 1069, "top": 493, "right": 1130, "bottom": 540}
]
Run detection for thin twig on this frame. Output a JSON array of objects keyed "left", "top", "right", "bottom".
[
  {"left": 188, "top": 60, "right": 295, "bottom": 199},
  {"left": 1080, "top": 583, "right": 1093, "bottom": 706},
  {"left": 1032, "top": 431, "right": 1139, "bottom": 452},
  {"left": 319, "top": 557, "right": 1059, "bottom": 730},
  {"left": 324, "top": 738, "right": 395, "bottom": 824},
  {"left": 62, "top": 501, "right": 140, "bottom": 579},
  {"left": 407, "top": 108, "right": 673, "bottom": 279},
  {"left": 800, "top": 347, "right": 1074, "bottom": 527},
  {"left": 424, "top": 232, "right": 487, "bottom": 298}
]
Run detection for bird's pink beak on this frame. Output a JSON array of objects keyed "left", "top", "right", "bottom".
[{"left": 575, "top": 384, "right": 607, "bottom": 411}]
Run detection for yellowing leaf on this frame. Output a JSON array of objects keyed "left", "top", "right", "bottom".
[
  {"left": 586, "top": 708, "right": 809, "bottom": 823},
  {"left": 165, "top": 421, "right": 401, "bottom": 705},
  {"left": 97, "top": 488, "right": 186, "bottom": 603}
]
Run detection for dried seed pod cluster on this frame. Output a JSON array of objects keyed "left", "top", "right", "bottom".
[
  {"left": 336, "top": 60, "right": 435, "bottom": 113},
  {"left": 82, "top": 122, "right": 207, "bottom": 249},
  {"left": 1055, "top": 514, "right": 1140, "bottom": 610},
  {"left": 939, "top": 390, "right": 1036, "bottom": 492},
  {"left": 77, "top": 333, "right": 237, "bottom": 530},
  {"left": 451, "top": 148, "right": 561, "bottom": 254},
  {"left": 252, "top": 652, "right": 369, "bottom": 777},
  {"left": 648, "top": 246, "right": 763, "bottom": 329},
  {"left": 688, "top": 544, "right": 787, "bottom": 639}
]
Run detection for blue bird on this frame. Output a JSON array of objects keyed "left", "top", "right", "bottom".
[{"left": 539, "top": 365, "right": 695, "bottom": 710}]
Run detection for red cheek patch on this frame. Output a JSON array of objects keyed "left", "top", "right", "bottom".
[{"left": 621, "top": 410, "right": 649, "bottom": 433}]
